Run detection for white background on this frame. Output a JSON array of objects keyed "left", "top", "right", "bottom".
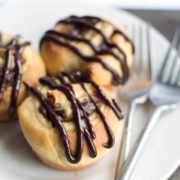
[{"left": 1, "top": 0, "right": 180, "bottom": 9}]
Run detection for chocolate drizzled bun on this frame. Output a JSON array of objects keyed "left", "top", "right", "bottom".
[
  {"left": 18, "top": 71, "right": 123, "bottom": 170},
  {"left": 40, "top": 15, "right": 134, "bottom": 88},
  {"left": 0, "top": 32, "right": 45, "bottom": 121}
]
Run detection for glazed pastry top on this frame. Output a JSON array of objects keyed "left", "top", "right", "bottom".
[
  {"left": 40, "top": 15, "right": 134, "bottom": 85},
  {"left": 0, "top": 33, "right": 30, "bottom": 116},
  {"left": 25, "top": 71, "right": 123, "bottom": 163}
]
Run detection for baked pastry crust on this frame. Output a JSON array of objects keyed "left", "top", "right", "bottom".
[
  {"left": 18, "top": 74, "right": 123, "bottom": 170},
  {"left": 0, "top": 33, "right": 46, "bottom": 121},
  {"left": 40, "top": 15, "right": 134, "bottom": 87}
]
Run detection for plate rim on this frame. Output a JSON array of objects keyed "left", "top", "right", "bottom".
[{"left": 0, "top": 0, "right": 170, "bottom": 47}]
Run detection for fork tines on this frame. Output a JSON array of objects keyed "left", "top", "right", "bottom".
[
  {"left": 158, "top": 28, "right": 180, "bottom": 86},
  {"left": 130, "top": 23, "right": 152, "bottom": 81}
]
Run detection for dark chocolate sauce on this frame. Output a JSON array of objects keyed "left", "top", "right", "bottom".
[
  {"left": 0, "top": 35, "right": 30, "bottom": 116},
  {"left": 113, "top": 29, "right": 135, "bottom": 54},
  {"left": 40, "top": 15, "right": 135, "bottom": 85},
  {"left": 0, "top": 49, "right": 12, "bottom": 100},
  {"left": 9, "top": 54, "right": 23, "bottom": 115},
  {"left": 70, "top": 15, "right": 135, "bottom": 53},
  {"left": 26, "top": 71, "right": 123, "bottom": 163},
  {"left": 81, "top": 98, "right": 99, "bottom": 116},
  {"left": 56, "top": 72, "right": 96, "bottom": 139},
  {"left": 40, "top": 35, "right": 122, "bottom": 85}
]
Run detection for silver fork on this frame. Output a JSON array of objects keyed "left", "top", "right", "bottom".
[
  {"left": 114, "top": 24, "right": 152, "bottom": 180},
  {"left": 118, "top": 28, "right": 180, "bottom": 180}
]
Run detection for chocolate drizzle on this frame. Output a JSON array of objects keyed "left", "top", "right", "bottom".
[
  {"left": 40, "top": 15, "right": 135, "bottom": 85},
  {"left": 26, "top": 71, "right": 123, "bottom": 163},
  {"left": 0, "top": 35, "right": 30, "bottom": 116}
]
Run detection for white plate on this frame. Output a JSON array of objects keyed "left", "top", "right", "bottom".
[{"left": 0, "top": 1, "right": 179, "bottom": 180}]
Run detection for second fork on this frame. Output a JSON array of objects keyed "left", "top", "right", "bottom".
[{"left": 118, "top": 28, "right": 180, "bottom": 180}]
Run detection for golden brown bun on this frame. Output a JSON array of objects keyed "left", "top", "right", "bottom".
[
  {"left": 0, "top": 33, "right": 46, "bottom": 121},
  {"left": 40, "top": 16, "right": 134, "bottom": 87},
  {"left": 18, "top": 82, "right": 123, "bottom": 170}
]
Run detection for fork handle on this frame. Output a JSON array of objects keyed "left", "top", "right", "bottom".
[
  {"left": 114, "top": 95, "right": 148, "bottom": 180},
  {"left": 114, "top": 100, "right": 137, "bottom": 180},
  {"left": 124, "top": 96, "right": 148, "bottom": 160},
  {"left": 117, "top": 107, "right": 163, "bottom": 180}
]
